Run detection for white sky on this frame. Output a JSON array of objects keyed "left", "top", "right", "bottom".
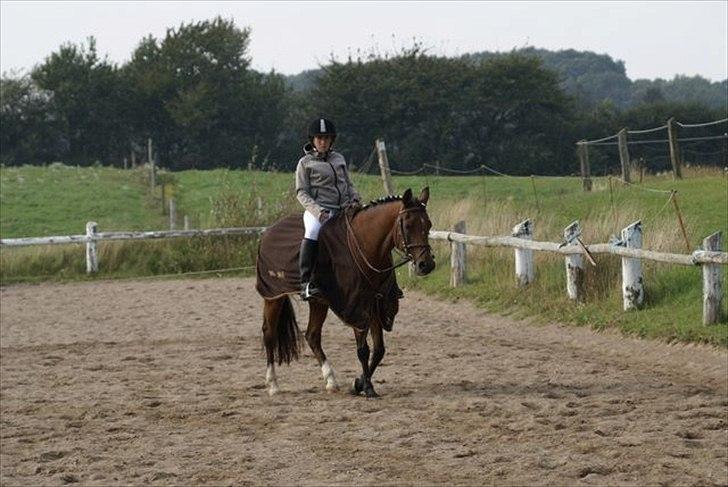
[{"left": 1, "top": 0, "right": 727, "bottom": 81}]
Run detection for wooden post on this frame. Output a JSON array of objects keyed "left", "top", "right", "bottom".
[
  {"left": 578, "top": 141, "right": 592, "bottom": 191},
  {"left": 564, "top": 221, "right": 584, "bottom": 301},
  {"left": 86, "top": 221, "right": 98, "bottom": 274},
  {"left": 184, "top": 215, "right": 190, "bottom": 231},
  {"left": 530, "top": 176, "right": 540, "bottom": 211},
  {"left": 169, "top": 198, "right": 176, "bottom": 230},
  {"left": 617, "top": 128, "right": 631, "bottom": 183},
  {"left": 670, "top": 191, "right": 692, "bottom": 253},
  {"left": 703, "top": 232, "right": 723, "bottom": 325},
  {"left": 131, "top": 150, "right": 136, "bottom": 168},
  {"left": 512, "top": 219, "right": 534, "bottom": 287},
  {"left": 256, "top": 196, "right": 263, "bottom": 219},
  {"left": 621, "top": 220, "right": 644, "bottom": 310},
  {"left": 376, "top": 139, "right": 395, "bottom": 196},
  {"left": 450, "top": 220, "right": 466, "bottom": 287},
  {"left": 148, "top": 138, "right": 155, "bottom": 191},
  {"left": 161, "top": 184, "right": 166, "bottom": 215},
  {"left": 123, "top": 157, "right": 128, "bottom": 170},
  {"left": 667, "top": 118, "right": 683, "bottom": 180}
]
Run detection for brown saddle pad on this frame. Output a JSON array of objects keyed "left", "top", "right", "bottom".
[{"left": 255, "top": 212, "right": 399, "bottom": 331}]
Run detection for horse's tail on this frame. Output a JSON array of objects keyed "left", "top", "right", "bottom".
[{"left": 266, "top": 295, "right": 302, "bottom": 365}]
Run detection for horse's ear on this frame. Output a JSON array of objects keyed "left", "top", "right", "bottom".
[
  {"left": 418, "top": 187, "right": 430, "bottom": 206},
  {"left": 402, "top": 188, "right": 413, "bottom": 204}
]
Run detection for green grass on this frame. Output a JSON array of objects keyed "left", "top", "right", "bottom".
[
  {"left": 0, "top": 164, "right": 169, "bottom": 237},
  {"left": 1, "top": 164, "right": 726, "bottom": 346}
]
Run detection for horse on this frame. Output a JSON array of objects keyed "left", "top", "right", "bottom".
[{"left": 256, "top": 187, "right": 435, "bottom": 398}]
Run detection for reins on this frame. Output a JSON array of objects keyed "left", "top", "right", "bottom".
[{"left": 344, "top": 205, "right": 430, "bottom": 277}]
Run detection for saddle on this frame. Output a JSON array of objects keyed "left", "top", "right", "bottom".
[{"left": 255, "top": 212, "right": 400, "bottom": 331}]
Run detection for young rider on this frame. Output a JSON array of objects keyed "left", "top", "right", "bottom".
[{"left": 295, "top": 118, "right": 362, "bottom": 300}]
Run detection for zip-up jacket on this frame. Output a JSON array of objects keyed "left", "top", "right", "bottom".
[{"left": 295, "top": 143, "right": 361, "bottom": 219}]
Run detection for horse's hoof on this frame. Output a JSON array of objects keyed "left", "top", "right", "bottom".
[
  {"left": 365, "top": 389, "right": 379, "bottom": 399},
  {"left": 267, "top": 384, "right": 280, "bottom": 396},
  {"left": 326, "top": 383, "right": 340, "bottom": 394},
  {"left": 351, "top": 378, "right": 363, "bottom": 395}
]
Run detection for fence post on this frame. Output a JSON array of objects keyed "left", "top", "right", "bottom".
[
  {"left": 703, "top": 231, "right": 723, "bottom": 325},
  {"left": 512, "top": 219, "right": 534, "bottom": 287},
  {"left": 667, "top": 117, "right": 683, "bottom": 180},
  {"left": 621, "top": 220, "right": 644, "bottom": 310},
  {"left": 169, "top": 198, "right": 176, "bottom": 230},
  {"left": 450, "top": 220, "right": 466, "bottom": 287},
  {"left": 618, "top": 128, "right": 631, "bottom": 183},
  {"left": 564, "top": 221, "right": 584, "bottom": 301},
  {"left": 86, "top": 221, "right": 98, "bottom": 274},
  {"left": 376, "top": 139, "right": 395, "bottom": 196},
  {"left": 184, "top": 215, "right": 190, "bottom": 231},
  {"left": 148, "top": 138, "right": 155, "bottom": 191},
  {"left": 578, "top": 141, "right": 592, "bottom": 191}
]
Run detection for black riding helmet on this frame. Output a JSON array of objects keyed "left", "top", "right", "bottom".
[{"left": 308, "top": 118, "right": 336, "bottom": 142}]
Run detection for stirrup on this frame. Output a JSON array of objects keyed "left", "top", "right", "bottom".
[{"left": 300, "top": 282, "right": 320, "bottom": 301}]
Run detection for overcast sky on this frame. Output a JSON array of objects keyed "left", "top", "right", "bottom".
[{"left": 1, "top": 1, "right": 727, "bottom": 81}]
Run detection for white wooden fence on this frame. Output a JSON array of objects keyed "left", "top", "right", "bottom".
[
  {"left": 1, "top": 220, "right": 725, "bottom": 324},
  {"left": 430, "top": 219, "right": 725, "bottom": 325}
]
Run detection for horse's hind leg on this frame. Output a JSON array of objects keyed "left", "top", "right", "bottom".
[
  {"left": 262, "top": 298, "right": 282, "bottom": 396},
  {"left": 305, "top": 302, "right": 339, "bottom": 393}
]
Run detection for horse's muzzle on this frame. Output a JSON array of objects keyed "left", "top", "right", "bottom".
[{"left": 415, "top": 258, "right": 436, "bottom": 276}]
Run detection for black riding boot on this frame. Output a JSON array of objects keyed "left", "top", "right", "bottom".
[{"left": 299, "top": 238, "right": 320, "bottom": 300}]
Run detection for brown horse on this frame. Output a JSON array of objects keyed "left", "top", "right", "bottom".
[{"left": 258, "top": 187, "right": 435, "bottom": 397}]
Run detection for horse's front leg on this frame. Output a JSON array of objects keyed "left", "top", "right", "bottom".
[
  {"left": 351, "top": 327, "right": 373, "bottom": 397},
  {"left": 352, "top": 323, "right": 384, "bottom": 398},
  {"left": 365, "top": 322, "right": 385, "bottom": 398},
  {"left": 305, "top": 301, "right": 339, "bottom": 393}
]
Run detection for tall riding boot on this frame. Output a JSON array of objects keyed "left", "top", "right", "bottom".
[{"left": 299, "top": 238, "right": 320, "bottom": 300}]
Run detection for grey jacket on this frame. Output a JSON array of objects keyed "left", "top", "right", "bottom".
[{"left": 295, "top": 143, "right": 361, "bottom": 219}]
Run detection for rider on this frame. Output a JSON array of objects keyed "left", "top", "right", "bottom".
[{"left": 295, "top": 117, "right": 362, "bottom": 300}]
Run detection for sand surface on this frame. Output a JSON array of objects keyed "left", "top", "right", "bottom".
[{"left": 1, "top": 277, "right": 726, "bottom": 486}]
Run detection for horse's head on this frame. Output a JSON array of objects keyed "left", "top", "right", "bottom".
[{"left": 396, "top": 187, "right": 436, "bottom": 276}]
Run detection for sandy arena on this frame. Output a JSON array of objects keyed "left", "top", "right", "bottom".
[{"left": 1, "top": 277, "right": 726, "bottom": 486}]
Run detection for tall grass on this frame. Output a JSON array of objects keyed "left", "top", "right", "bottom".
[{"left": 397, "top": 167, "right": 727, "bottom": 346}]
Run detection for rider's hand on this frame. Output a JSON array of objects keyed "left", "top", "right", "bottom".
[
  {"left": 319, "top": 210, "right": 331, "bottom": 223},
  {"left": 348, "top": 199, "right": 362, "bottom": 211}
]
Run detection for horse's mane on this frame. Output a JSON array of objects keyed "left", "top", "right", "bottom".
[{"left": 361, "top": 194, "right": 403, "bottom": 211}]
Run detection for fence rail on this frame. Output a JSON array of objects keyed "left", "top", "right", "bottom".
[{"left": 1, "top": 220, "right": 725, "bottom": 325}]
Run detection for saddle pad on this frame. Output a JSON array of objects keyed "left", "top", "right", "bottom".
[{"left": 255, "top": 212, "right": 399, "bottom": 331}]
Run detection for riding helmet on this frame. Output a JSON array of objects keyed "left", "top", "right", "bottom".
[{"left": 308, "top": 118, "right": 336, "bottom": 141}]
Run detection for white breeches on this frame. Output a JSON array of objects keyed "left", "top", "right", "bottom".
[{"left": 303, "top": 210, "right": 334, "bottom": 240}]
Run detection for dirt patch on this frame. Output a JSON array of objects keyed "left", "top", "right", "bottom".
[{"left": 1, "top": 277, "right": 727, "bottom": 486}]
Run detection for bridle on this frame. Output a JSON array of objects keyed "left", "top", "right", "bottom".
[
  {"left": 345, "top": 204, "right": 432, "bottom": 276},
  {"left": 394, "top": 206, "right": 432, "bottom": 266}
]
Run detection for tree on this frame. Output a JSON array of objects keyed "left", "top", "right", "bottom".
[
  {"left": 31, "top": 37, "right": 129, "bottom": 165},
  {"left": 0, "top": 74, "right": 64, "bottom": 165},
  {"left": 124, "top": 16, "right": 290, "bottom": 170}
]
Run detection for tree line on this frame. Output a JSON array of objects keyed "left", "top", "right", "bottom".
[{"left": 1, "top": 16, "right": 725, "bottom": 175}]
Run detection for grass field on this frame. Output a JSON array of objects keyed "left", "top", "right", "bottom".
[{"left": 1, "top": 164, "right": 726, "bottom": 345}]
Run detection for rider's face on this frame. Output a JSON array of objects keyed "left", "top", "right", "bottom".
[{"left": 313, "top": 135, "right": 333, "bottom": 153}]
